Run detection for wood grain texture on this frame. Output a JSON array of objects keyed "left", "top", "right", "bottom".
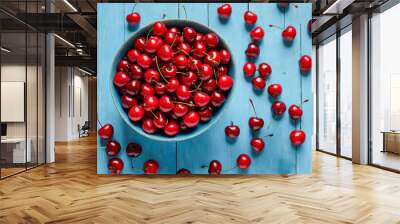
[
  {"left": 97, "top": 3, "right": 312, "bottom": 174},
  {"left": 1, "top": 135, "right": 400, "bottom": 223}
]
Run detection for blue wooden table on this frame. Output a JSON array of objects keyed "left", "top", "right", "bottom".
[{"left": 97, "top": 3, "right": 312, "bottom": 174}]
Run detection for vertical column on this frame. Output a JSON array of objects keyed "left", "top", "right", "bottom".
[
  {"left": 352, "top": 14, "right": 369, "bottom": 164},
  {"left": 46, "top": 1, "right": 55, "bottom": 163}
]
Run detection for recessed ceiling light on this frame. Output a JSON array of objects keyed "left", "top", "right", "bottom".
[
  {"left": 63, "top": 0, "right": 78, "bottom": 12},
  {"left": 1, "top": 47, "right": 11, "bottom": 53}
]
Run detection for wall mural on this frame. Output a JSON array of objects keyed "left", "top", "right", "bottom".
[{"left": 97, "top": 3, "right": 313, "bottom": 175}]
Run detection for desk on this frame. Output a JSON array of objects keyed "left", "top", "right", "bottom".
[
  {"left": 1, "top": 138, "right": 31, "bottom": 163},
  {"left": 381, "top": 131, "right": 400, "bottom": 154}
]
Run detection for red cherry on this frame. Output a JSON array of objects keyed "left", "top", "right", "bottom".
[
  {"left": 144, "top": 160, "right": 159, "bottom": 174},
  {"left": 199, "top": 107, "right": 213, "bottom": 122},
  {"left": 180, "top": 71, "right": 198, "bottom": 87},
  {"left": 225, "top": 122, "right": 240, "bottom": 138},
  {"left": 217, "top": 4, "right": 232, "bottom": 18},
  {"left": 128, "top": 105, "right": 145, "bottom": 121},
  {"left": 251, "top": 137, "right": 265, "bottom": 152},
  {"left": 258, "top": 63, "right": 272, "bottom": 78},
  {"left": 142, "top": 118, "right": 157, "bottom": 134},
  {"left": 243, "top": 62, "right": 257, "bottom": 77},
  {"left": 126, "top": 143, "right": 142, "bottom": 157},
  {"left": 219, "top": 49, "right": 231, "bottom": 64},
  {"left": 176, "top": 85, "right": 191, "bottom": 101},
  {"left": 98, "top": 123, "right": 114, "bottom": 140},
  {"left": 237, "top": 154, "right": 251, "bottom": 169},
  {"left": 218, "top": 75, "right": 233, "bottom": 91},
  {"left": 271, "top": 101, "right": 286, "bottom": 115},
  {"left": 130, "top": 64, "right": 143, "bottom": 79},
  {"left": 134, "top": 37, "right": 146, "bottom": 52},
  {"left": 161, "top": 63, "right": 177, "bottom": 78},
  {"left": 288, "top": 104, "right": 303, "bottom": 120},
  {"left": 164, "top": 31, "right": 178, "bottom": 45},
  {"left": 199, "top": 64, "right": 213, "bottom": 81},
  {"left": 154, "top": 83, "right": 167, "bottom": 95},
  {"left": 121, "top": 95, "right": 137, "bottom": 109},
  {"left": 252, "top": 77, "right": 266, "bottom": 90},
  {"left": 164, "top": 120, "right": 180, "bottom": 136},
  {"left": 106, "top": 140, "right": 121, "bottom": 156},
  {"left": 290, "top": 130, "right": 306, "bottom": 145},
  {"left": 245, "top": 42, "right": 260, "bottom": 58},
  {"left": 177, "top": 168, "right": 191, "bottom": 174},
  {"left": 202, "top": 79, "right": 217, "bottom": 93},
  {"left": 174, "top": 54, "right": 188, "bottom": 70},
  {"left": 299, "top": 55, "right": 312, "bottom": 73},
  {"left": 183, "top": 111, "right": 200, "bottom": 128},
  {"left": 126, "top": 12, "right": 141, "bottom": 25},
  {"left": 108, "top": 158, "right": 123, "bottom": 174},
  {"left": 173, "top": 103, "right": 189, "bottom": 117},
  {"left": 183, "top": 27, "right": 197, "bottom": 43},
  {"left": 143, "top": 95, "right": 159, "bottom": 111},
  {"left": 144, "top": 36, "right": 162, "bottom": 54},
  {"left": 208, "top": 160, "right": 222, "bottom": 174},
  {"left": 244, "top": 11, "right": 257, "bottom": 25},
  {"left": 157, "top": 44, "right": 173, "bottom": 61},
  {"left": 169, "top": 27, "right": 179, "bottom": 33},
  {"left": 140, "top": 83, "right": 155, "bottom": 97},
  {"left": 204, "top": 50, "right": 221, "bottom": 67},
  {"left": 153, "top": 112, "right": 168, "bottom": 128},
  {"left": 166, "top": 78, "right": 179, "bottom": 92},
  {"left": 192, "top": 41, "right": 206, "bottom": 58},
  {"left": 278, "top": 3, "right": 289, "bottom": 9},
  {"left": 159, "top": 95, "right": 174, "bottom": 112},
  {"left": 177, "top": 42, "right": 192, "bottom": 55},
  {"left": 125, "top": 80, "right": 141, "bottom": 95},
  {"left": 189, "top": 58, "right": 203, "bottom": 72},
  {"left": 193, "top": 92, "right": 211, "bottom": 107},
  {"left": 211, "top": 91, "right": 225, "bottom": 107},
  {"left": 249, "top": 117, "right": 264, "bottom": 131},
  {"left": 137, "top": 54, "right": 152, "bottom": 68},
  {"left": 204, "top": 33, "right": 219, "bottom": 48},
  {"left": 114, "top": 71, "right": 130, "bottom": 88},
  {"left": 127, "top": 49, "right": 140, "bottom": 63},
  {"left": 217, "top": 66, "right": 228, "bottom": 76},
  {"left": 144, "top": 69, "right": 160, "bottom": 83},
  {"left": 152, "top": 21, "right": 167, "bottom": 36},
  {"left": 195, "top": 33, "right": 204, "bottom": 42},
  {"left": 117, "top": 59, "right": 130, "bottom": 72},
  {"left": 267, "top": 84, "right": 282, "bottom": 97},
  {"left": 250, "top": 26, "right": 264, "bottom": 41},
  {"left": 282, "top": 25, "right": 297, "bottom": 41}
]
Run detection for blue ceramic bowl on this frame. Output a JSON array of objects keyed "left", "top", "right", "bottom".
[{"left": 111, "top": 19, "right": 235, "bottom": 142}]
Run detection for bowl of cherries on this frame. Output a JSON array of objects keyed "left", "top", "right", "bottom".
[{"left": 111, "top": 20, "right": 235, "bottom": 142}]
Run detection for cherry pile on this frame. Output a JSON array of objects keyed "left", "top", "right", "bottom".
[{"left": 114, "top": 21, "right": 234, "bottom": 137}]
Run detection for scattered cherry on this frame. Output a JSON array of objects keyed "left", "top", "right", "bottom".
[
  {"left": 271, "top": 101, "right": 286, "bottom": 116},
  {"left": 244, "top": 11, "right": 257, "bottom": 25},
  {"left": 252, "top": 77, "right": 266, "bottom": 90},
  {"left": 299, "top": 55, "right": 312, "bottom": 73},
  {"left": 108, "top": 158, "right": 124, "bottom": 174},
  {"left": 126, "top": 12, "right": 141, "bottom": 26},
  {"left": 282, "top": 25, "right": 297, "bottom": 42},
  {"left": 177, "top": 168, "right": 191, "bottom": 174},
  {"left": 217, "top": 4, "right": 232, "bottom": 19},
  {"left": 248, "top": 99, "right": 264, "bottom": 131},
  {"left": 251, "top": 137, "right": 265, "bottom": 152},
  {"left": 288, "top": 104, "right": 303, "bottom": 120},
  {"left": 144, "top": 159, "right": 159, "bottom": 174},
  {"left": 258, "top": 63, "right": 272, "bottom": 78},
  {"left": 106, "top": 140, "right": 120, "bottom": 156},
  {"left": 237, "top": 154, "right": 251, "bottom": 169},
  {"left": 267, "top": 84, "right": 282, "bottom": 97},
  {"left": 290, "top": 130, "right": 306, "bottom": 145},
  {"left": 250, "top": 26, "right": 264, "bottom": 41},
  {"left": 225, "top": 121, "right": 240, "bottom": 138},
  {"left": 98, "top": 123, "right": 114, "bottom": 140},
  {"left": 245, "top": 43, "right": 260, "bottom": 58},
  {"left": 243, "top": 62, "right": 257, "bottom": 77},
  {"left": 126, "top": 142, "right": 142, "bottom": 157},
  {"left": 208, "top": 160, "right": 222, "bottom": 174}
]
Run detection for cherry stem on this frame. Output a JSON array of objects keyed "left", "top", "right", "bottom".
[
  {"left": 172, "top": 101, "right": 194, "bottom": 107},
  {"left": 264, "top": 134, "right": 274, "bottom": 138},
  {"left": 150, "top": 111, "right": 157, "bottom": 118},
  {"left": 230, "top": 121, "right": 233, "bottom": 126},
  {"left": 131, "top": 3, "right": 138, "bottom": 12},
  {"left": 191, "top": 80, "right": 203, "bottom": 92},
  {"left": 171, "top": 34, "right": 178, "bottom": 48},
  {"left": 182, "top": 5, "right": 188, "bottom": 20},
  {"left": 222, "top": 165, "right": 238, "bottom": 173},
  {"left": 155, "top": 56, "right": 169, "bottom": 83},
  {"left": 176, "top": 71, "right": 186, "bottom": 75},
  {"left": 213, "top": 69, "right": 218, "bottom": 82},
  {"left": 249, "top": 98, "right": 258, "bottom": 117},
  {"left": 146, "top": 27, "right": 153, "bottom": 41},
  {"left": 269, "top": 24, "right": 283, "bottom": 30},
  {"left": 97, "top": 120, "right": 103, "bottom": 128}
]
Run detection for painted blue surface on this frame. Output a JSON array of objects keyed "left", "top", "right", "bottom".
[{"left": 97, "top": 3, "right": 312, "bottom": 174}]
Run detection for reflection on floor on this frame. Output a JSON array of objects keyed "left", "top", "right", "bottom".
[
  {"left": 0, "top": 135, "right": 400, "bottom": 223},
  {"left": 373, "top": 150, "right": 400, "bottom": 171}
]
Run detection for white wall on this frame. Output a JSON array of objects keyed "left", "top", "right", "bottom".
[{"left": 54, "top": 67, "right": 89, "bottom": 141}]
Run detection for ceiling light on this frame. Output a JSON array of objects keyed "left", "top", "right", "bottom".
[
  {"left": 1, "top": 47, "right": 11, "bottom": 53},
  {"left": 54, "top": 34, "right": 75, "bottom": 48},
  {"left": 323, "top": 0, "right": 355, "bottom": 15},
  {"left": 63, "top": 0, "right": 78, "bottom": 12}
]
